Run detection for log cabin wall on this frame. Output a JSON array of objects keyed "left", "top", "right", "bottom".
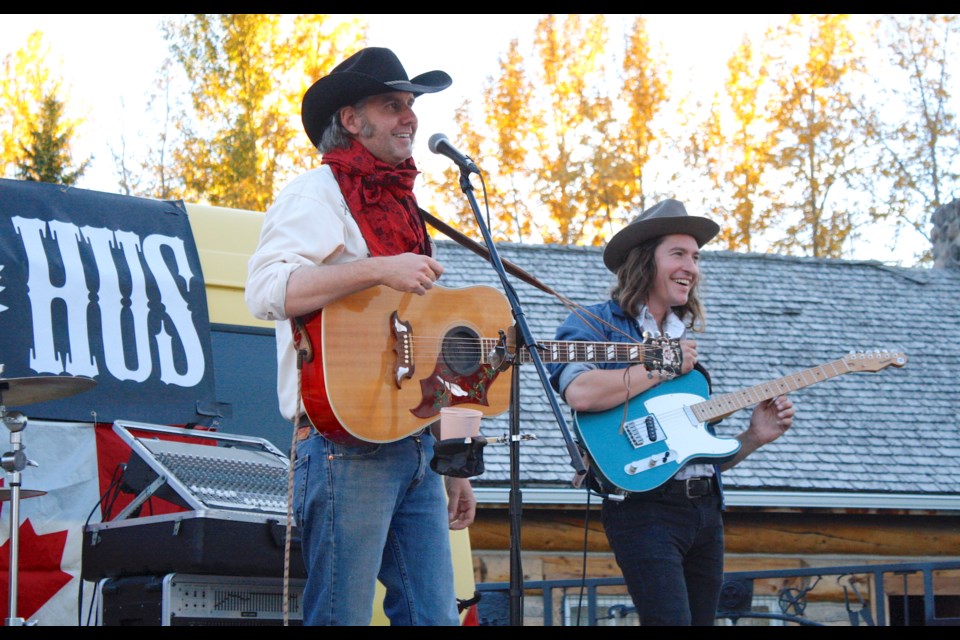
[{"left": 470, "top": 505, "right": 960, "bottom": 585}]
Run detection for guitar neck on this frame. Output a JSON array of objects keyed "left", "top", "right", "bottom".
[
  {"left": 691, "top": 357, "right": 853, "bottom": 423},
  {"left": 501, "top": 339, "right": 655, "bottom": 365}
]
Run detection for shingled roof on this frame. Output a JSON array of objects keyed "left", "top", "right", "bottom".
[{"left": 431, "top": 238, "right": 960, "bottom": 508}]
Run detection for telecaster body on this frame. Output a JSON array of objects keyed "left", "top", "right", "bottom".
[{"left": 573, "top": 370, "right": 739, "bottom": 494}]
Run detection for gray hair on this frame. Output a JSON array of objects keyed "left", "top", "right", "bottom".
[{"left": 317, "top": 97, "right": 373, "bottom": 153}]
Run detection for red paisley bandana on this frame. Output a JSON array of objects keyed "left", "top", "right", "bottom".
[{"left": 321, "top": 138, "right": 431, "bottom": 257}]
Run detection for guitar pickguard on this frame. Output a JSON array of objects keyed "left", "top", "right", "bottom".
[
  {"left": 411, "top": 321, "right": 504, "bottom": 417},
  {"left": 411, "top": 362, "right": 502, "bottom": 418}
]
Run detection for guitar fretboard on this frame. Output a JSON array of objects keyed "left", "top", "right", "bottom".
[
  {"left": 692, "top": 358, "right": 853, "bottom": 422},
  {"left": 479, "top": 338, "right": 659, "bottom": 365}
]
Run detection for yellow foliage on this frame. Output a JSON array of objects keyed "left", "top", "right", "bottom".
[
  {"left": 0, "top": 31, "right": 84, "bottom": 178},
  {"left": 155, "top": 14, "right": 366, "bottom": 210}
]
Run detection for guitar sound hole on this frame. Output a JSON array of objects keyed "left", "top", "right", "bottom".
[{"left": 442, "top": 326, "right": 482, "bottom": 376}]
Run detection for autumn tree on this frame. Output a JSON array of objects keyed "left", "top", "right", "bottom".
[
  {"left": 426, "top": 38, "right": 544, "bottom": 243},
  {"left": 16, "top": 93, "right": 91, "bottom": 185},
  {"left": 156, "top": 14, "right": 365, "bottom": 211},
  {"left": 613, "top": 16, "right": 668, "bottom": 220},
  {"left": 763, "top": 14, "right": 877, "bottom": 258},
  {"left": 866, "top": 13, "right": 960, "bottom": 263},
  {"left": 527, "top": 14, "right": 613, "bottom": 245},
  {"left": 114, "top": 58, "right": 184, "bottom": 199},
  {"left": 434, "top": 15, "right": 614, "bottom": 246},
  {"left": 0, "top": 31, "right": 87, "bottom": 182},
  {"left": 479, "top": 38, "right": 546, "bottom": 243},
  {"left": 689, "top": 34, "right": 779, "bottom": 252},
  {"left": 576, "top": 92, "right": 624, "bottom": 246},
  {"left": 428, "top": 15, "right": 673, "bottom": 248}
]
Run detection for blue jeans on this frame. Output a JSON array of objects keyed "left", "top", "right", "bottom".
[
  {"left": 601, "top": 491, "right": 725, "bottom": 626},
  {"left": 292, "top": 429, "right": 460, "bottom": 626}
]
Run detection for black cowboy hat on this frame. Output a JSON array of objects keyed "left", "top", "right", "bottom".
[
  {"left": 602, "top": 199, "right": 720, "bottom": 272},
  {"left": 301, "top": 47, "right": 452, "bottom": 147}
]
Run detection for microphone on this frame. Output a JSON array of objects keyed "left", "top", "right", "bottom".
[{"left": 428, "top": 133, "right": 480, "bottom": 175}]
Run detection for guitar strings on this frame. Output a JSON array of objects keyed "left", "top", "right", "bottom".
[{"left": 394, "top": 336, "right": 664, "bottom": 359}]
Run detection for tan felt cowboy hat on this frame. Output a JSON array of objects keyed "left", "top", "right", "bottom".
[
  {"left": 301, "top": 47, "right": 452, "bottom": 147},
  {"left": 603, "top": 199, "right": 720, "bottom": 272}
]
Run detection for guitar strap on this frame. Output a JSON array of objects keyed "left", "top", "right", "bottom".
[{"left": 419, "top": 207, "right": 565, "bottom": 299}]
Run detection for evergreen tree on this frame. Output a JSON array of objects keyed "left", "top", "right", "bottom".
[{"left": 16, "top": 93, "right": 90, "bottom": 185}]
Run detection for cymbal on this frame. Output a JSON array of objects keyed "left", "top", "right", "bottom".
[
  {"left": 0, "top": 488, "right": 46, "bottom": 502},
  {"left": 0, "top": 376, "right": 96, "bottom": 407}
]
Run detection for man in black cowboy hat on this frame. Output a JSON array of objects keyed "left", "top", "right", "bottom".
[
  {"left": 246, "top": 47, "right": 474, "bottom": 626},
  {"left": 547, "top": 199, "right": 795, "bottom": 626}
]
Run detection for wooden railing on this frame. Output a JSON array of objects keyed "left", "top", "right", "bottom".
[{"left": 474, "top": 560, "right": 960, "bottom": 626}]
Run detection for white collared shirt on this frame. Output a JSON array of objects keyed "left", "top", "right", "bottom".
[{"left": 635, "top": 305, "right": 715, "bottom": 480}]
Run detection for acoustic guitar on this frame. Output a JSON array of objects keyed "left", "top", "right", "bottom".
[{"left": 294, "top": 284, "right": 680, "bottom": 444}]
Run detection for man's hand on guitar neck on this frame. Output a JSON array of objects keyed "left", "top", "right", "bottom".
[
  {"left": 721, "top": 395, "right": 796, "bottom": 471},
  {"left": 674, "top": 339, "right": 699, "bottom": 376}
]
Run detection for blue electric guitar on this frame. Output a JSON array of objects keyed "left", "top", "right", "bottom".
[{"left": 573, "top": 350, "right": 908, "bottom": 494}]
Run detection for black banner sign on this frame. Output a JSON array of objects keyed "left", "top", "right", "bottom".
[{"left": 0, "top": 179, "right": 218, "bottom": 425}]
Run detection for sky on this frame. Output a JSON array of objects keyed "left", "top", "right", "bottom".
[{"left": 0, "top": 14, "right": 927, "bottom": 264}]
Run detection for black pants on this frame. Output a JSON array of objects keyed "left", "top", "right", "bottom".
[{"left": 601, "top": 484, "right": 725, "bottom": 626}]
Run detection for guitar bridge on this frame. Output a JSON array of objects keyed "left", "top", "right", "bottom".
[
  {"left": 390, "top": 311, "right": 414, "bottom": 388},
  {"left": 624, "top": 414, "right": 665, "bottom": 449}
]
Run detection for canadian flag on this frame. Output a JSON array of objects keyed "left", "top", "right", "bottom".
[{"left": 0, "top": 421, "right": 99, "bottom": 625}]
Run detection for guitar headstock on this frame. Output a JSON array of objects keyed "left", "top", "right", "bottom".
[
  {"left": 843, "top": 350, "right": 908, "bottom": 372},
  {"left": 643, "top": 335, "right": 683, "bottom": 377}
]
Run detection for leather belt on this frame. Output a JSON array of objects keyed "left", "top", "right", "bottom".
[
  {"left": 607, "top": 476, "right": 717, "bottom": 502},
  {"left": 663, "top": 476, "right": 716, "bottom": 498},
  {"left": 295, "top": 423, "right": 427, "bottom": 444}
]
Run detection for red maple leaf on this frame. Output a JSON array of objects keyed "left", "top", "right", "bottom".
[{"left": 0, "top": 519, "right": 71, "bottom": 623}]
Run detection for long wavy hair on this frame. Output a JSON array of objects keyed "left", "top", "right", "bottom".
[{"left": 610, "top": 236, "right": 707, "bottom": 333}]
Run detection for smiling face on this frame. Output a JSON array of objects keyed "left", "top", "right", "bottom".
[
  {"left": 340, "top": 91, "right": 417, "bottom": 166},
  {"left": 646, "top": 233, "right": 701, "bottom": 323}
]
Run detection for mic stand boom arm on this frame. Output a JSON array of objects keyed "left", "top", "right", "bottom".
[{"left": 453, "top": 168, "right": 586, "bottom": 626}]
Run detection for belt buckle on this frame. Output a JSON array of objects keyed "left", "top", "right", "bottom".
[{"left": 686, "top": 478, "right": 708, "bottom": 498}]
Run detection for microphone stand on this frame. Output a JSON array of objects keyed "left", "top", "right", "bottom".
[{"left": 452, "top": 168, "right": 586, "bottom": 626}]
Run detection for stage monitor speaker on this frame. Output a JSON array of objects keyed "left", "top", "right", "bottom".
[{"left": 97, "top": 573, "right": 305, "bottom": 626}]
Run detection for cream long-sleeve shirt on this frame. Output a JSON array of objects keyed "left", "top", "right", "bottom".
[{"left": 244, "top": 165, "right": 370, "bottom": 422}]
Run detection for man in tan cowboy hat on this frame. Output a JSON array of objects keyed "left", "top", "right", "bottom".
[
  {"left": 245, "top": 47, "right": 474, "bottom": 626},
  {"left": 548, "top": 199, "right": 795, "bottom": 626}
]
